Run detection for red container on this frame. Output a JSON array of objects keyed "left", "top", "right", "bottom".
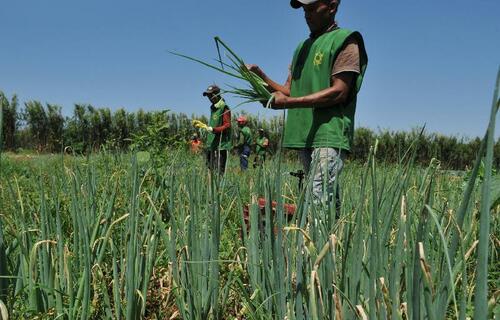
[{"left": 242, "top": 197, "right": 296, "bottom": 234}]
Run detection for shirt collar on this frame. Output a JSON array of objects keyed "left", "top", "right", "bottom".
[{"left": 310, "top": 22, "right": 339, "bottom": 39}]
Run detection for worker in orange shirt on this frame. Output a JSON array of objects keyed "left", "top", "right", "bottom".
[{"left": 190, "top": 133, "right": 202, "bottom": 154}]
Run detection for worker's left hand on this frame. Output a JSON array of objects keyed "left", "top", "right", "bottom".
[
  {"left": 244, "top": 64, "right": 264, "bottom": 78},
  {"left": 270, "top": 91, "right": 290, "bottom": 109}
]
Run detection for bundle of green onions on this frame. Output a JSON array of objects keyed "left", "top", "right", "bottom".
[{"left": 170, "top": 36, "right": 274, "bottom": 108}]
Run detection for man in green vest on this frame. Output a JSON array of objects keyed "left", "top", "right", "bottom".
[
  {"left": 235, "top": 115, "right": 252, "bottom": 170},
  {"left": 246, "top": 0, "right": 368, "bottom": 209},
  {"left": 254, "top": 128, "right": 269, "bottom": 168},
  {"left": 200, "top": 84, "right": 232, "bottom": 175}
]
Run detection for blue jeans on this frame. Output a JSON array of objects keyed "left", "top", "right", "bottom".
[
  {"left": 240, "top": 145, "right": 251, "bottom": 170},
  {"left": 299, "top": 148, "right": 345, "bottom": 210}
]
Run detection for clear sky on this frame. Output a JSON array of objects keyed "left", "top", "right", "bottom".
[{"left": 0, "top": 0, "right": 499, "bottom": 139}]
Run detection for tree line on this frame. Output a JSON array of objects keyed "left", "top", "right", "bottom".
[{"left": 1, "top": 91, "right": 498, "bottom": 170}]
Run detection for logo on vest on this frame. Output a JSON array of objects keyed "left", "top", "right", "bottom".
[{"left": 313, "top": 51, "right": 324, "bottom": 67}]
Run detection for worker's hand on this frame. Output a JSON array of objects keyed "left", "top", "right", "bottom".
[
  {"left": 192, "top": 120, "right": 210, "bottom": 131},
  {"left": 242, "top": 64, "right": 267, "bottom": 89},
  {"left": 244, "top": 64, "right": 264, "bottom": 78},
  {"left": 270, "top": 91, "right": 291, "bottom": 109},
  {"left": 206, "top": 126, "right": 213, "bottom": 133}
]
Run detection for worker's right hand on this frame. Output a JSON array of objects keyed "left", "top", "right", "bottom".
[
  {"left": 192, "top": 120, "right": 210, "bottom": 131},
  {"left": 270, "top": 91, "right": 290, "bottom": 109}
]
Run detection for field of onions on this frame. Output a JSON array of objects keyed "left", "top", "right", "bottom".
[
  {"left": 0, "top": 75, "right": 498, "bottom": 319},
  {"left": 0, "top": 140, "right": 497, "bottom": 320}
]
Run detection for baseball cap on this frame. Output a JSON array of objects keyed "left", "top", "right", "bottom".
[
  {"left": 290, "top": 0, "right": 319, "bottom": 9},
  {"left": 202, "top": 84, "right": 220, "bottom": 96}
]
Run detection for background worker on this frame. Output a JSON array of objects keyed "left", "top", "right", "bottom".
[
  {"left": 246, "top": 0, "right": 368, "bottom": 208},
  {"left": 190, "top": 133, "right": 202, "bottom": 154},
  {"left": 199, "top": 84, "right": 232, "bottom": 175},
  {"left": 235, "top": 115, "right": 252, "bottom": 170},
  {"left": 253, "top": 128, "right": 269, "bottom": 168}
]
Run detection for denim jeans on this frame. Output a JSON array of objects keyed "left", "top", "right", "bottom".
[
  {"left": 240, "top": 145, "right": 251, "bottom": 170},
  {"left": 299, "top": 148, "right": 345, "bottom": 209}
]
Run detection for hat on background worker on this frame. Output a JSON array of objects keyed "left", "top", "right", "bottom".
[
  {"left": 202, "top": 84, "right": 221, "bottom": 96},
  {"left": 236, "top": 115, "right": 247, "bottom": 124}
]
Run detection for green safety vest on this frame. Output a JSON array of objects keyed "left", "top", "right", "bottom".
[
  {"left": 283, "top": 28, "right": 368, "bottom": 151},
  {"left": 207, "top": 106, "right": 232, "bottom": 151},
  {"left": 256, "top": 136, "right": 268, "bottom": 155},
  {"left": 238, "top": 126, "right": 252, "bottom": 146}
]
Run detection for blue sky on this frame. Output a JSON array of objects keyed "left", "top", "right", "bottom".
[{"left": 0, "top": 0, "right": 499, "bottom": 138}]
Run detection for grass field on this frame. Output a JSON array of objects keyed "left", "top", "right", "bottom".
[{"left": 0, "top": 142, "right": 498, "bottom": 319}]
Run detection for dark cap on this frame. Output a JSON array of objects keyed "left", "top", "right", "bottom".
[
  {"left": 202, "top": 84, "right": 220, "bottom": 96},
  {"left": 290, "top": 0, "right": 319, "bottom": 9}
]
